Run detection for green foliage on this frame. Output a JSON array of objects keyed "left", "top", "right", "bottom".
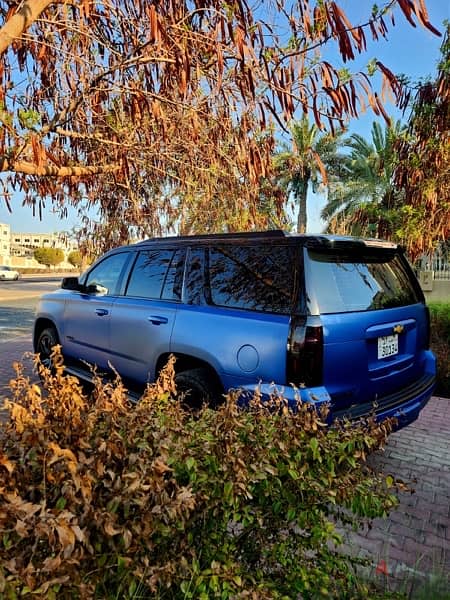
[
  {"left": 392, "top": 25, "right": 449, "bottom": 259},
  {"left": 67, "top": 250, "right": 83, "bottom": 269},
  {"left": 274, "top": 117, "right": 346, "bottom": 233},
  {"left": 0, "top": 350, "right": 400, "bottom": 598},
  {"left": 429, "top": 302, "right": 450, "bottom": 342},
  {"left": 367, "top": 58, "right": 378, "bottom": 76},
  {"left": 17, "top": 108, "right": 41, "bottom": 130},
  {"left": 33, "top": 247, "right": 65, "bottom": 268},
  {"left": 323, "top": 120, "right": 406, "bottom": 239},
  {"left": 428, "top": 302, "right": 450, "bottom": 397},
  {"left": 337, "top": 68, "right": 352, "bottom": 83}
]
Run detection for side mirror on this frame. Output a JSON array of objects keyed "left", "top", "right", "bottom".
[{"left": 61, "top": 276, "right": 81, "bottom": 291}]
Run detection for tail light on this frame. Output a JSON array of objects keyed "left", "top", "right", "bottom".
[{"left": 287, "top": 316, "right": 323, "bottom": 387}]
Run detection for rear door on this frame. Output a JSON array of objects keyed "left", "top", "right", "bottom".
[
  {"left": 171, "top": 244, "right": 297, "bottom": 391},
  {"left": 305, "top": 245, "right": 429, "bottom": 412}
]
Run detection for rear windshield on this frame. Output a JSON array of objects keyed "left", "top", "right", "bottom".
[{"left": 306, "top": 249, "right": 421, "bottom": 314}]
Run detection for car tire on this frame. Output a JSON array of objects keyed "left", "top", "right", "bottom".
[
  {"left": 174, "top": 368, "right": 221, "bottom": 410},
  {"left": 36, "top": 326, "right": 59, "bottom": 370}
]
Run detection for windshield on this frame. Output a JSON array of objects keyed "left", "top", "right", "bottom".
[{"left": 306, "top": 249, "right": 421, "bottom": 314}]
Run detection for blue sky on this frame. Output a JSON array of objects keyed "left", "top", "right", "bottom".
[{"left": 0, "top": 0, "right": 448, "bottom": 234}]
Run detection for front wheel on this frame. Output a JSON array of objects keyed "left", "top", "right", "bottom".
[
  {"left": 36, "top": 326, "right": 59, "bottom": 369},
  {"left": 174, "top": 368, "right": 221, "bottom": 410}
]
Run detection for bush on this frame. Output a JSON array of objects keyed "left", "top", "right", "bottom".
[
  {"left": 0, "top": 349, "right": 399, "bottom": 599},
  {"left": 33, "top": 247, "right": 65, "bottom": 268},
  {"left": 429, "top": 302, "right": 450, "bottom": 397},
  {"left": 67, "top": 250, "right": 83, "bottom": 269}
]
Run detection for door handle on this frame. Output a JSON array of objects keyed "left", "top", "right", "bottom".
[
  {"left": 95, "top": 308, "right": 109, "bottom": 316},
  {"left": 148, "top": 315, "right": 168, "bottom": 325}
]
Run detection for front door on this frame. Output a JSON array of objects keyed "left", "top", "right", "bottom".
[{"left": 63, "top": 252, "right": 130, "bottom": 369}]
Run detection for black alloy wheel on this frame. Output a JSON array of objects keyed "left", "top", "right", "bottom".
[{"left": 36, "top": 326, "right": 59, "bottom": 369}]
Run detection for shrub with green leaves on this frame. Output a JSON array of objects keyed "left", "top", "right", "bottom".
[
  {"left": 429, "top": 302, "right": 450, "bottom": 397},
  {"left": 33, "top": 247, "right": 65, "bottom": 268},
  {"left": 0, "top": 349, "right": 399, "bottom": 599},
  {"left": 67, "top": 250, "right": 83, "bottom": 269}
]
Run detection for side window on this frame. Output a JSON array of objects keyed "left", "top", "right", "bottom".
[
  {"left": 184, "top": 248, "right": 205, "bottom": 305},
  {"left": 162, "top": 249, "right": 185, "bottom": 301},
  {"left": 126, "top": 249, "right": 183, "bottom": 300},
  {"left": 208, "top": 245, "right": 296, "bottom": 314},
  {"left": 84, "top": 253, "right": 129, "bottom": 295}
]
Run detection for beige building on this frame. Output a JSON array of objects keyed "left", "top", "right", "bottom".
[
  {"left": 0, "top": 223, "right": 11, "bottom": 265},
  {"left": 10, "top": 231, "right": 76, "bottom": 259},
  {"left": 0, "top": 224, "right": 78, "bottom": 269}
]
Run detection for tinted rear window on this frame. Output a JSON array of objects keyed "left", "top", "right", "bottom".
[
  {"left": 208, "top": 245, "right": 297, "bottom": 314},
  {"left": 306, "top": 250, "right": 421, "bottom": 314}
]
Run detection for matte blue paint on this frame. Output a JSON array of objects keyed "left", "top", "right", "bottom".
[{"left": 34, "top": 232, "right": 436, "bottom": 432}]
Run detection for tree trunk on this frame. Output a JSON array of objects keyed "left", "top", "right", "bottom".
[
  {"left": 296, "top": 178, "right": 308, "bottom": 234},
  {"left": 0, "top": 0, "right": 53, "bottom": 55}
]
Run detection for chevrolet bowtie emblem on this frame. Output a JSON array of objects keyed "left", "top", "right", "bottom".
[{"left": 393, "top": 324, "right": 404, "bottom": 334}]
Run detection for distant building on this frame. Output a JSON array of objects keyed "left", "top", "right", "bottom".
[
  {"left": 10, "top": 231, "right": 77, "bottom": 260},
  {"left": 0, "top": 223, "right": 11, "bottom": 264},
  {"left": 0, "top": 224, "right": 78, "bottom": 269}
]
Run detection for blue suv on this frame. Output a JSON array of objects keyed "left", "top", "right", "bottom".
[{"left": 34, "top": 231, "right": 436, "bottom": 428}]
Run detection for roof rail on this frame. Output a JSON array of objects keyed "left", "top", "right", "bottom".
[{"left": 136, "top": 230, "right": 288, "bottom": 244}]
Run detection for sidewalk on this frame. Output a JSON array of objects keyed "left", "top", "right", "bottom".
[
  {"left": 349, "top": 396, "right": 450, "bottom": 589},
  {"left": 0, "top": 336, "right": 35, "bottom": 404},
  {"left": 0, "top": 337, "right": 449, "bottom": 592}
]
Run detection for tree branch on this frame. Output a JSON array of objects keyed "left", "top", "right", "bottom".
[
  {"left": 0, "top": 0, "right": 53, "bottom": 55},
  {"left": 0, "top": 157, "right": 120, "bottom": 177}
]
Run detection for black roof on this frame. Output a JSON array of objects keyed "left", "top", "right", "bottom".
[{"left": 130, "top": 230, "right": 398, "bottom": 250}]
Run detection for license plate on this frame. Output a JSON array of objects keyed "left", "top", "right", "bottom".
[{"left": 377, "top": 334, "right": 398, "bottom": 359}]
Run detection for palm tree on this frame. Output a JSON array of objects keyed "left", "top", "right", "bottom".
[
  {"left": 274, "top": 117, "right": 345, "bottom": 233},
  {"left": 322, "top": 121, "right": 405, "bottom": 237}
]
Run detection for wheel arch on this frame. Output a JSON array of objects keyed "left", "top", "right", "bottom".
[
  {"left": 155, "top": 352, "right": 224, "bottom": 393},
  {"left": 33, "top": 318, "right": 60, "bottom": 351}
]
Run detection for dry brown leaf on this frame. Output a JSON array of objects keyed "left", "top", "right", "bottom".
[{"left": 0, "top": 453, "right": 14, "bottom": 474}]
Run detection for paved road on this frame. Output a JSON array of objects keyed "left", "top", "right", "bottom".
[
  {"left": 0, "top": 335, "right": 448, "bottom": 593},
  {"left": 0, "top": 277, "right": 66, "bottom": 339},
  {"left": 0, "top": 298, "right": 36, "bottom": 339},
  {"left": 0, "top": 275, "right": 71, "bottom": 302}
]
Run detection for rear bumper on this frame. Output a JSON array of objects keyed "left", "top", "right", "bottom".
[
  {"left": 238, "top": 383, "right": 332, "bottom": 410},
  {"left": 333, "top": 373, "right": 435, "bottom": 428},
  {"left": 333, "top": 350, "right": 436, "bottom": 429},
  {"left": 238, "top": 351, "right": 436, "bottom": 431}
]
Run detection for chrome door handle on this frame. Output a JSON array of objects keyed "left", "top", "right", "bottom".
[
  {"left": 148, "top": 315, "right": 168, "bottom": 325},
  {"left": 95, "top": 308, "right": 109, "bottom": 316}
]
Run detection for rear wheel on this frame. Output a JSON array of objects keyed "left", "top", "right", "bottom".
[
  {"left": 36, "top": 326, "right": 59, "bottom": 369},
  {"left": 174, "top": 368, "right": 221, "bottom": 410}
]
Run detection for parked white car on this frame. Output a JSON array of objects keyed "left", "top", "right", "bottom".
[{"left": 0, "top": 266, "right": 20, "bottom": 280}]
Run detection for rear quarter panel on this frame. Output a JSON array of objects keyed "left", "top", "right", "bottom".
[{"left": 170, "top": 304, "right": 290, "bottom": 392}]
